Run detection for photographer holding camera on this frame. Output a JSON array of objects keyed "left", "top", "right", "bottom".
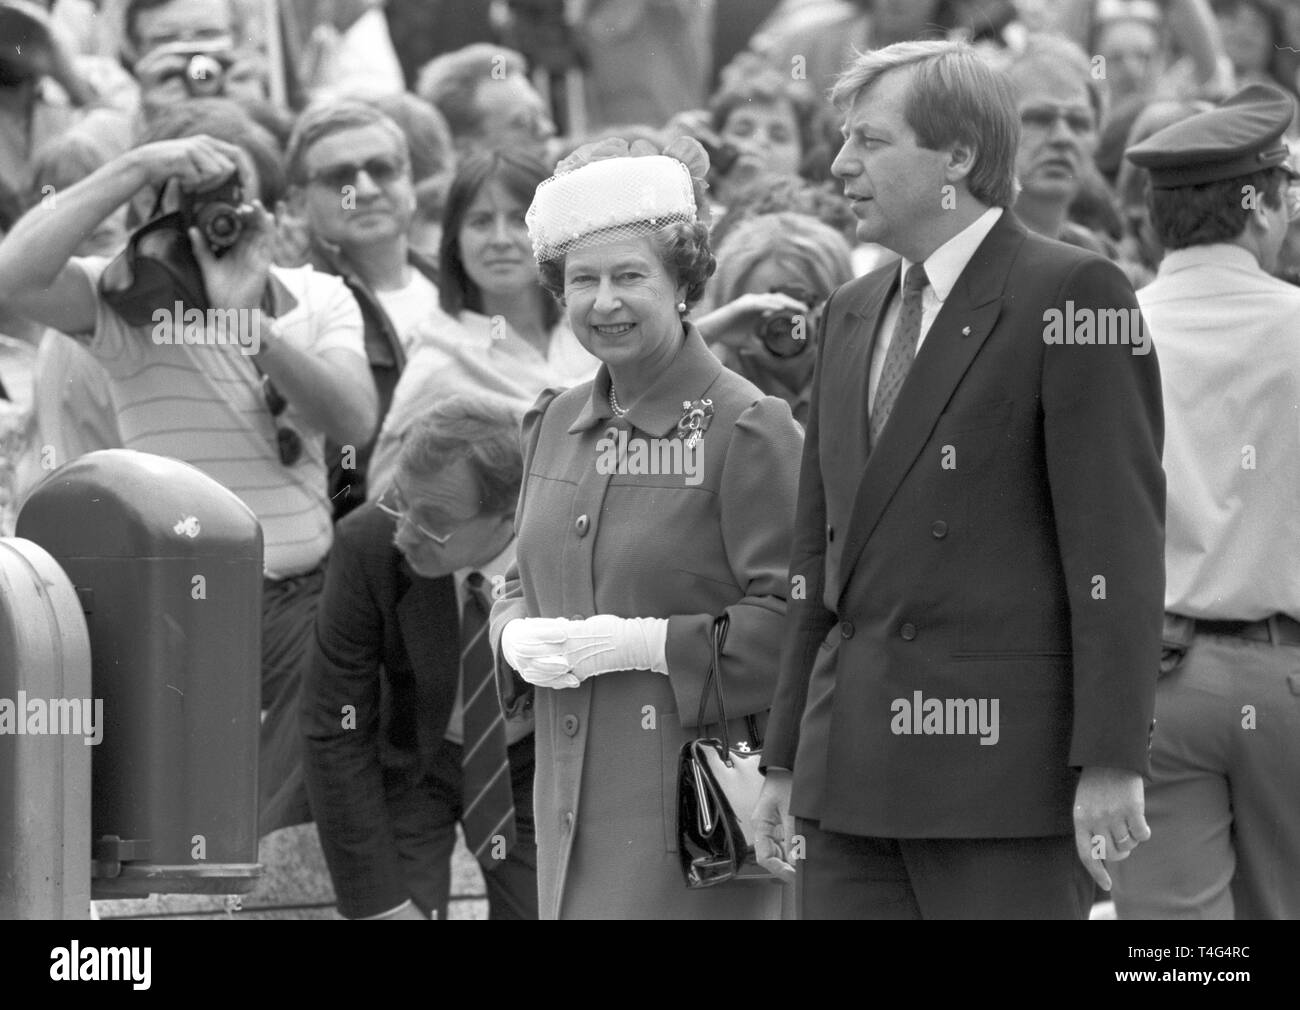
[
  {"left": 0, "top": 121, "right": 378, "bottom": 834},
  {"left": 695, "top": 212, "right": 853, "bottom": 426}
]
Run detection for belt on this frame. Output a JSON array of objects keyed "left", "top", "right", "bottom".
[{"left": 1173, "top": 613, "right": 1300, "bottom": 646}]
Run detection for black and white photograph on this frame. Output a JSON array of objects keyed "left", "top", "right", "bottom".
[{"left": 0, "top": 0, "right": 1295, "bottom": 985}]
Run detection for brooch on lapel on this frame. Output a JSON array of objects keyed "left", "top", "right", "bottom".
[{"left": 677, "top": 398, "right": 715, "bottom": 450}]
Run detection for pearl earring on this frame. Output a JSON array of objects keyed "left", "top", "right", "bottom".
[{"left": 677, "top": 301, "right": 687, "bottom": 314}]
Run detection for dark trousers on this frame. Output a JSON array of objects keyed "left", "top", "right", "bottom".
[
  {"left": 795, "top": 818, "right": 1094, "bottom": 919},
  {"left": 385, "top": 734, "right": 539, "bottom": 920},
  {"left": 258, "top": 567, "right": 325, "bottom": 835}
]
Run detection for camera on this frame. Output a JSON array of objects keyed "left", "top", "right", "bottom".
[
  {"left": 182, "top": 175, "right": 247, "bottom": 257},
  {"left": 148, "top": 39, "right": 233, "bottom": 98},
  {"left": 754, "top": 287, "right": 821, "bottom": 358}
]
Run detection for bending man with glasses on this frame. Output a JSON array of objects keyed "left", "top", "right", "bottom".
[
  {"left": 303, "top": 393, "right": 538, "bottom": 920},
  {"left": 0, "top": 108, "right": 378, "bottom": 836}
]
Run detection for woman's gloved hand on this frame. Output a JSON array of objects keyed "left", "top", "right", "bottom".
[{"left": 501, "top": 615, "right": 668, "bottom": 689}]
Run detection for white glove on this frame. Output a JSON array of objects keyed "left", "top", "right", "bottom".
[{"left": 501, "top": 615, "right": 669, "bottom": 689}]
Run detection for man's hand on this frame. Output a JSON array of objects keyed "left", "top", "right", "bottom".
[
  {"left": 127, "top": 135, "right": 249, "bottom": 194},
  {"left": 1073, "top": 765, "right": 1150, "bottom": 890},
  {"left": 190, "top": 201, "right": 275, "bottom": 314},
  {"left": 753, "top": 768, "right": 797, "bottom": 884}
]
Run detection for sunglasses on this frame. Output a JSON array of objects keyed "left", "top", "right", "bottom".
[
  {"left": 306, "top": 156, "right": 407, "bottom": 191},
  {"left": 260, "top": 375, "right": 303, "bottom": 466},
  {"left": 375, "top": 483, "right": 457, "bottom": 545}
]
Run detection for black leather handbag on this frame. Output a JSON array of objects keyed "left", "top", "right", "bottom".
[{"left": 677, "top": 613, "right": 774, "bottom": 888}]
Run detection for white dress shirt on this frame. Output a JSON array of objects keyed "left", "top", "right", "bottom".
[
  {"left": 868, "top": 207, "right": 1003, "bottom": 412},
  {"left": 1140, "top": 243, "right": 1300, "bottom": 621}
]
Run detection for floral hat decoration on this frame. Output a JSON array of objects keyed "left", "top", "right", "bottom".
[{"left": 526, "top": 136, "right": 712, "bottom": 263}]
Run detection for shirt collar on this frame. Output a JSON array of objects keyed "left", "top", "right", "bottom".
[
  {"left": 1156, "top": 243, "right": 1264, "bottom": 277},
  {"left": 899, "top": 206, "right": 1003, "bottom": 304},
  {"left": 568, "top": 322, "right": 724, "bottom": 437},
  {"left": 455, "top": 537, "right": 516, "bottom": 592}
]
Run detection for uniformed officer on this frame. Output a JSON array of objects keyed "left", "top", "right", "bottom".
[{"left": 1111, "top": 83, "right": 1300, "bottom": 919}]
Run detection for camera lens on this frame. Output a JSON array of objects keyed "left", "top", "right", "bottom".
[
  {"left": 186, "top": 54, "right": 225, "bottom": 97},
  {"left": 196, "top": 203, "right": 243, "bottom": 250}
]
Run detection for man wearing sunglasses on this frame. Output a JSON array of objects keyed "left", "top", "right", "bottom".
[
  {"left": 303, "top": 394, "right": 537, "bottom": 920},
  {"left": 285, "top": 101, "right": 444, "bottom": 522},
  {"left": 1110, "top": 84, "right": 1300, "bottom": 920}
]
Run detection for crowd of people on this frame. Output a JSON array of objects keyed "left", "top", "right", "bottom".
[{"left": 1, "top": 0, "right": 1297, "bottom": 920}]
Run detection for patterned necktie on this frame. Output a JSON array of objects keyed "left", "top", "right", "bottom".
[
  {"left": 459, "top": 571, "right": 516, "bottom": 867},
  {"left": 870, "top": 262, "right": 929, "bottom": 447}
]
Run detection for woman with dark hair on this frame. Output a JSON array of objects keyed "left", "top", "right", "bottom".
[
  {"left": 367, "top": 148, "right": 596, "bottom": 498},
  {"left": 490, "top": 137, "right": 803, "bottom": 919}
]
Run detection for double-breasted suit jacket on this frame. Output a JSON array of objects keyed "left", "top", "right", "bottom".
[
  {"left": 491, "top": 324, "right": 804, "bottom": 919},
  {"left": 764, "top": 211, "right": 1166, "bottom": 840}
]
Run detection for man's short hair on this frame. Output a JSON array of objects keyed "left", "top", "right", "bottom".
[
  {"left": 1148, "top": 166, "right": 1286, "bottom": 249},
  {"left": 284, "top": 100, "right": 410, "bottom": 187},
  {"left": 1002, "top": 33, "right": 1107, "bottom": 128},
  {"left": 395, "top": 393, "right": 524, "bottom": 519},
  {"left": 830, "top": 40, "right": 1020, "bottom": 208},
  {"left": 414, "top": 43, "right": 528, "bottom": 141},
  {"left": 141, "top": 98, "right": 285, "bottom": 206}
]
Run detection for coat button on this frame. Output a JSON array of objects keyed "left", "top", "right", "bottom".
[
  {"left": 931, "top": 520, "right": 948, "bottom": 538},
  {"left": 826, "top": 523, "right": 834, "bottom": 543},
  {"left": 561, "top": 714, "right": 580, "bottom": 736},
  {"left": 841, "top": 621, "right": 855, "bottom": 639},
  {"left": 575, "top": 514, "right": 590, "bottom": 536},
  {"left": 900, "top": 622, "right": 917, "bottom": 641}
]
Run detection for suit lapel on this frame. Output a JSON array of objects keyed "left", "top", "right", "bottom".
[
  {"left": 835, "top": 215, "right": 1025, "bottom": 608},
  {"left": 842, "top": 268, "right": 897, "bottom": 474}
]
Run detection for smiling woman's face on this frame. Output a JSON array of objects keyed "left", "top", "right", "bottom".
[
  {"left": 562, "top": 236, "right": 686, "bottom": 373},
  {"left": 458, "top": 178, "right": 538, "bottom": 300}
]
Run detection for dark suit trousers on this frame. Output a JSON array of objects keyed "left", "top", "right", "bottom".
[
  {"left": 795, "top": 818, "right": 1094, "bottom": 919},
  {"left": 387, "top": 734, "right": 539, "bottom": 920}
]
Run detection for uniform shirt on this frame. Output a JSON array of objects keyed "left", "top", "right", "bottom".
[
  {"left": 72, "top": 257, "right": 366, "bottom": 578},
  {"left": 868, "top": 207, "right": 1003, "bottom": 411},
  {"left": 442, "top": 539, "right": 534, "bottom": 747},
  {"left": 1140, "top": 243, "right": 1300, "bottom": 621}
]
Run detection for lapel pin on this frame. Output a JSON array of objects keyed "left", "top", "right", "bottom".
[{"left": 962, "top": 325, "right": 971, "bottom": 336}]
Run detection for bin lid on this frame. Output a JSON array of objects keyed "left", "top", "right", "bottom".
[{"left": 16, "top": 450, "right": 263, "bottom": 562}]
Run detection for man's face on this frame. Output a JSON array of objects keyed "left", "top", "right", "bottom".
[
  {"left": 470, "top": 74, "right": 555, "bottom": 157},
  {"left": 133, "top": 0, "right": 234, "bottom": 57},
  {"left": 296, "top": 124, "right": 416, "bottom": 252},
  {"left": 831, "top": 69, "right": 956, "bottom": 257},
  {"left": 1011, "top": 66, "right": 1097, "bottom": 204},
  {"left": 1096, "top": 19, "right": 1160, "bottom": 102},
  {"left": 388, "top": 457, "right": 514, "bottom": 578}
]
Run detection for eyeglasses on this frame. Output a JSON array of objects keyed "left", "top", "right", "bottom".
[
  {"left": 260, "top": 375, "right": 303, "bottom": 466},
  {"left": 375, "top": 483, "right": 456, "bottom": 545},
  {"left": 306, "top": 156, "right": 408, "bottom": 191},
  {"left": 1020, "top": 105, "right": 1097, "bottom": 135}
]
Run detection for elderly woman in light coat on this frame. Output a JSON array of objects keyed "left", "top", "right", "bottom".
[{"left": 490, "top": 138, "right": 804, "bottom": 919}]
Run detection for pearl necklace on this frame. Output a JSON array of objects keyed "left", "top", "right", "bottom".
[{"left": 608, "top": 384, "right": 629, "bottom": 418}]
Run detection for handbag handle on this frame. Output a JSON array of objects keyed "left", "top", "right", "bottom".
[{"left": 696, "top": 613, "right": 732, "bottom": 751}]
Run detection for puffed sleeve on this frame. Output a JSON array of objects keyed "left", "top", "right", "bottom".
[
  {"left": 663, "top": 394, "right": 804, "bottom": 727},
  {"left": 490, "top": 386, "right": 562, "bottom": 717}
]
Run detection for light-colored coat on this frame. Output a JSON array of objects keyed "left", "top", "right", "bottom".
[{"left": 491, "top": 326, "right": 803, "bottom": 919}]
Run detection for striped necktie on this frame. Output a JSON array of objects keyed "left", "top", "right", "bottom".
[
  {"left": 459, "top": 571, "right": 516, "bottom": 867},
  {"left": 870, "top": 262, "right": 929, "bottom": 448}
]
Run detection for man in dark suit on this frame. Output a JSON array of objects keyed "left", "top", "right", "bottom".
[
  {"left": 302, "top": 393, "right": 538, "bottom": 920},
  {"left": 753, "top": 40, "right": 1166, "bottom": 919}
]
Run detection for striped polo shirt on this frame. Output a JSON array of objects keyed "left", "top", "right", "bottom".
[{"left": 72, "top": 257, "right": 366, "bottom": 578}]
